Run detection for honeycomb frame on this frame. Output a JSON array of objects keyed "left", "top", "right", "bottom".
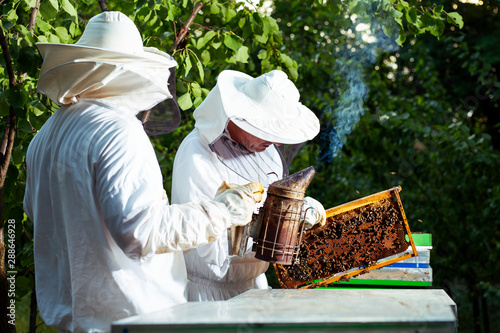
[{"left": 274, "top": 186, "right": 418, "bottom": 289}]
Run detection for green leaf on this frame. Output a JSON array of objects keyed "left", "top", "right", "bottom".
[
  {"left": 429, "top": 19, "right": 445, "bottom": 37},
  {"left": 191, "top": 82, "right": 202, "bottom": 98},
  {"left": 406, "top": 8, "right": 418, "bottom": 25},
  {"left": 234, "top": 46, "right": 249, "bottom": 63},
  {"left": 0, "top": 92, "right": 9, "bottom": 117},
  {"left": 395, "top": 30, "right": 406, "bottom": 46},
  {"left": 223, "top": 34, "right": 242, "bottom": 52},
  {"left": 273, "top": 31, "right": 283, "bottom": 45},
  {"left": 226, "top": 8, "right": 237, "bottom": 22},
  {"left": 36, "top": 18, "right": 52, "bottom": 32},
  {"left": 167, "top": 3, "right": 182, "bottom": 21},
  {"left": 55, "top": 27, "right": 70, "bottom": 43},
  {"left": 196, "top": 59, "right": 204, "bottom": 82},
  {"left": 12, "top": 146, "right": 24, "bottom": 166},
  {"left": 349, "top": 0, "right": 368, "bottom": 16},
  {"left": 210, "top": 2, "right": 220, "bottom": 15},
  {"left": 377, "top": 0, "right": 393, "bottom": 12},
  {"left": 383, "top": 24, "right": 396, "bottom": 38},
  {"left": 68, "top": 22, "right": 77, "bottom": 37},
  {"left": 49, "top": 0, "right": 59, "bottom": 10},
  {"left": 238, "top": 17, "right": 246, "bottom": 29},
  {"left": 420, "top": 11, "right": 436, "bottom": 28},
  {"left": 257, "top": 50, "right": 268, "bottom": 60},
  {"left": 447, "top": 12, "right": 464, "bottom": 29},
  {"left": 287, "top": 67, "right": 298, "bottom": 81},
  {"left": 211, "top": 41, "right": 222, "bottom": 49},
  {"left": 254, "top": 34, "right": 268, "bottom": 44},
  {"left": 262, "top": 17, "right": 272, "bottom": 35},
  {"left": 7, "top": 9, "right": 19, "bottom": 22},
  {"left": 30, "top": 100, "right": 46, "bottom": 117},
  {"left": 40, "top": 0, "right": 59, "bottom": 20},
  {"left": 15, "top": 276, "right": 33, "bottom": 294},
  {"left": 61, "top": 0, "right": 78, "bottom": 22},
  {"left": 184, "top": 53, "right": 192, "bottom": 77},
  {"left": 5, "top": 87, "right": 27, "bottom": 109},
  {"left": 47, "top": 33, "right": 61, "bottom": 43},
  {"left": 37, "top": 35, "right": 49, "bottom": 43},
  {"left": 434, "top": 5, "right": 444, "bottom": 14},
  {"left": 198, "top": 30, "right": 216, "bottom": 49},
  {"left": 241, "top": 22, "right": 252, "bottom": 39},
  {"left": 201, "top": 88, "right": 211, "bottom": 97},
  {"left": 200, "top": 49, "right": 211, "bottom": 66},
  {"left": 24, "top": 0, "right": 37, "bottom": 8},
  {"left": 177, "top": 92, "right": 193, "bottom": 110},
  {"left": 193, "top": 96, "right": 204, "bottom": 108},
  {"left": 279, "top": 53, "right": 294, "bottom": 68}
]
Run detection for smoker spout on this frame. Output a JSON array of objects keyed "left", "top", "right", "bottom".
[{"left": 267, "top": 166, "right": 316, "bottom": 200}]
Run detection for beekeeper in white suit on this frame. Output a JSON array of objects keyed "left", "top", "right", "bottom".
[
  {"left": 23, "top": 12, "right": 263, "bottom": 333},
  {"left": 171, "top": 70, "right": 326, "bottom": 301}
]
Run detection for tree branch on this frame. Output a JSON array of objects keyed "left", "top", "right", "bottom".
[
  {"left": 0, "top": 22, "right": 18, "bottom": 333},
  {"left": 141, "top": 1, "right": 205, "bottom": 124},
  {"left": 28, "top": 0, "right": 41, "bottom": 33},
  {"left": 0, "top": 23, "right": 18, "bottom": 209},
  {"left": 170, "top": 1, "right": 204, "bottom": 52},
  {"left": 98, "top": 0, "right": 109, "bottom": 12}
]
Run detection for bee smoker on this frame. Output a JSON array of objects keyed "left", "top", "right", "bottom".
[{"left": 228, "top": 166, "right": 316, "bottom": 265}]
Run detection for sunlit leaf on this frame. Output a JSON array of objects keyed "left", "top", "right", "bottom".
[
  {"left": 184, "top": 53, "right": 192, "bottom": 77},
  {"left": 196, "top": 59, "right": 204, "bottom": 82},
  {"left": 234, "top": 46, "right": 249, "bottom": 63},
  {"left": 191, "top": 82, "right": 202, "bottom": 98},
  {"left": 55, "top": 27, "right": 70, "bottom": 43},
  {"left": 177, "top": 92, "right": 193, "bottom": 110},
  {"left": 223, "top": 34, "right": 242, "bottom": 52},
  {"left": 61, "top": 0, "right": 78, "bottom": 22},
  {"left": 447, "top": 12, "right": 464, "bottom": 29}
]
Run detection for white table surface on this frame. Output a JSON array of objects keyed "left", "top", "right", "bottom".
[{"left": 112, "top": 288, "right": 457, "bottom": 333}]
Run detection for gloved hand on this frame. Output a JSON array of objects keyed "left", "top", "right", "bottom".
[
  {"left": 214, "top": 181, "right": 265, "bottom": 227},
  {"left": 301, "top": 196, "right": 326, "bottom": 230}
]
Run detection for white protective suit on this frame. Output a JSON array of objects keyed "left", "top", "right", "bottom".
[
  {"left": 23, "top": 98, "right": 248, "bottom": 332},
  {"left": 171, "top": 85, "right": 285, "bottom": 301},
  {"left": 24, "top": 12, "right": 264, "bottom": 332},
  {"left": 171, "top": 69, "right": 322, "bottom": 302}
]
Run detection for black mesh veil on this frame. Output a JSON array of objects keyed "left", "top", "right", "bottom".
[
  {"left": 140, "top": 67, "right": 181, "bottom": 136},
  {"left": 209, "top": 129, "right": 304, "bottom": 188}
]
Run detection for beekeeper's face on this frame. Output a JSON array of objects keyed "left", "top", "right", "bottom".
[{"left": 228, "top": 121, "right": 280, "bottom": 153}]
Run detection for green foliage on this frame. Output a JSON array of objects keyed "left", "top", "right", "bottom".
[
  {"left": 7, "top": 0, "right": 497, "bottom": 332},
  {"left": 273, "top": 0, "right": 498, "bottom": 331}
]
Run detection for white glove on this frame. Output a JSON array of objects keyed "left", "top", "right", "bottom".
[
  {"left": 301, "top": 196, "right": 326, "bottom": 230},
  {"left": 214, "top": 181, "right": 265, "bottom": 228}
]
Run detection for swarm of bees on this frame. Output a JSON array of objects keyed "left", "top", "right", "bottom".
[{"left": 275, "top": 198, "right": 410, "bottom": 288}]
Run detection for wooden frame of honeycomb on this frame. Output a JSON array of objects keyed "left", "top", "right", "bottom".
[{"left": 274, "top": 186, "right": 418, "bottom": 289}]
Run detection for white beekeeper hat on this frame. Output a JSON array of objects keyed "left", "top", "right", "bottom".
[
  {"left": 195, "top": 70, "right": 320, "bottom": 145},
  {"left": 36, "top": 11, "right": 178, "bottom": 115}
]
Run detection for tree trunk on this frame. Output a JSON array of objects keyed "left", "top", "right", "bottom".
[
  {"left": 0, "top": 22, "right": 18, "bottom": 333},
  {"left": 481, "top": 293, "right": 489, "bottom": 333},
  {"left": 473, "top": 293, "right": 481, "bottom": 333},
  {"left": 29, "top": 284, "right": 37, "bottom": 333}
]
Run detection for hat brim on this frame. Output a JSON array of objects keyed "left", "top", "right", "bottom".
[
  {"left": 36, "top": 43, "right": 177, "bottom": 69},
  {"left": 36, "top": 43, "right": 177, "bottom": 114},
  {"left": 217, "top": 70, "right": 320, "bottom": 145}
]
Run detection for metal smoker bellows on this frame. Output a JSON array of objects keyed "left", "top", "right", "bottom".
[{"left": 253, "top": 166, "right": 316, "bottom": 265}]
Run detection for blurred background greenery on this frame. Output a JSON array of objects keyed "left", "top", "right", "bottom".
[{"left": 1, "top": 1, "right": 498, "bottom": 332}]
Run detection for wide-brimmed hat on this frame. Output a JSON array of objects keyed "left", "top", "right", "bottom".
[
  {"left": 194, "top": 70, "right": 320, "bottom": 145},
  {"left": 36, "top": 11, "right": 178, "bottom": 115}
]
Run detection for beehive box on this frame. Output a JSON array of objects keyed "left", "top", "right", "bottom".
[{"left": 274, "top": 186, "right": 418, "bottom": 289}]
